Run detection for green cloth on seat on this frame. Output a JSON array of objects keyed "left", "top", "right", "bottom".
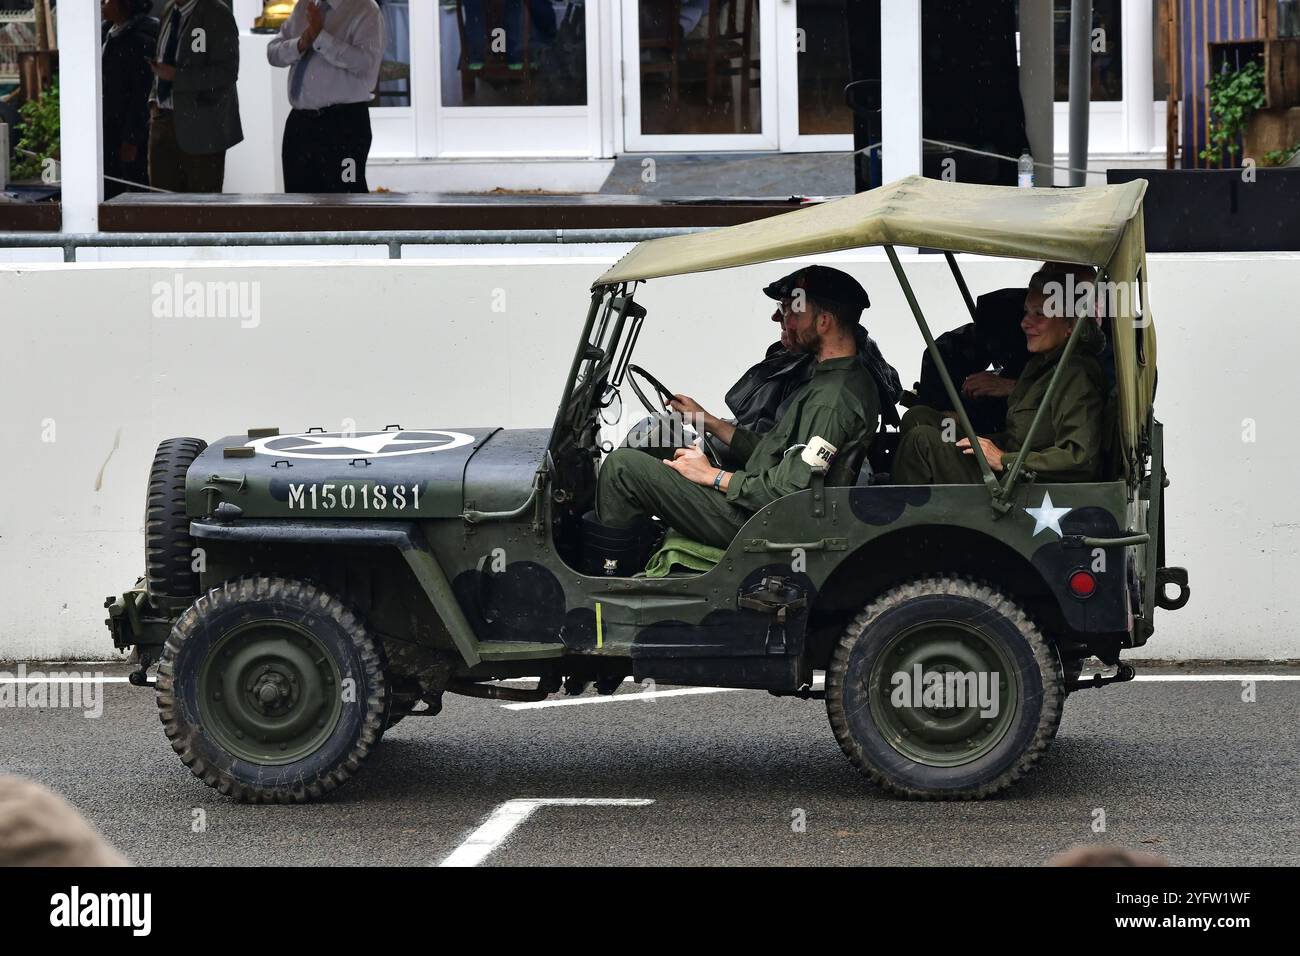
[{"left": 643, "top": 530, "right": 725, "bottom": 578}]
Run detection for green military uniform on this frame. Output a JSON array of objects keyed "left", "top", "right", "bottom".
[
  {"left": 598, "top": 356, "right": 880, "bottom": 548},
  {"left": 892, "top": 336, "right": 1106, "bottom": 485}
]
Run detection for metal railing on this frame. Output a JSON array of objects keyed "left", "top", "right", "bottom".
[{"left": 0, "top": 227, "right": 706, "bottom": 262}]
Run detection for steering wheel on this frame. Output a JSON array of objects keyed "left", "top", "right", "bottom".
[
  {"left": 626, "top": 364, "right": 676, "bottom": 416},
  {"left": 625, "top": 364, "right": 723, "bottom": 468}
]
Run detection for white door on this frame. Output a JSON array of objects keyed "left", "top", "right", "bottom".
[
  {"left": 620, "top": 0, "right": 778, "bottom": 151},
  {"left": 371, "top": 1, "right": 607, "bottom": 159},
  {"left": 432, "top": 0, "right": 603, "bottom": 157},
  {"left": 772, "top": 0, "right": 854, "bottom": 152},
  {"left": 620, "top": 0, "right": 853, "bottom": 153}
]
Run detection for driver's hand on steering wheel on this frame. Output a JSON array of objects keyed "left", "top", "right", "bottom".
[{"left": 667, "top": 393, "right": 710, "bottom": 422}]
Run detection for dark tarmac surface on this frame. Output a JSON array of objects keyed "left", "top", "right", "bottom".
[
  {"left": 2, "top": 664, "right": 1297, "bottom": 866},
  {"left": 600, "top": 151, "right": 854, "bottom": 197}
]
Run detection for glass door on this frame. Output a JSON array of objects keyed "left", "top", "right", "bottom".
[
  {"left": 621, "top": 0, "right": 778, "bottom": 151},
  {"left": 773, "top": 0, "right": 853, "bottom": 151},
  {"left": 430, "top": 0, "right": 602, "bottom": 157}
]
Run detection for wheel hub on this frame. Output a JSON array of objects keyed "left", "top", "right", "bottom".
[
  {"left": 868, "top": 621, "right": 1020, "bottom": 768},
  {"left": 198, "top": 622, "right": 343, "bottom": 765}
]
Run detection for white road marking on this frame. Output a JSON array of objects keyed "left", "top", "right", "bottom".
[
  {"left": 0, "top": 676, "right": 130, "bottom": 683},
  {"left": 1123, "top": 674, "right": 1300, "bottom": 682},
  {"left": 497, "top": 673, "right": 1300, "bottom": 710},
  {"left": 502, "top": 686, "right": 742, "bottom": 710},
  {"left": 0, "top": 673, "right": 1293, "bottom": 689},
  {"left": 438, "top": 798, "right": 654, "bottom": 868}
]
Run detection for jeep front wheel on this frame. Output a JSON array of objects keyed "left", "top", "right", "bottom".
[
  {"left": 155, "top": 576, "right": 386, "bottom": 803},
  {"left": 826, "top": 576, "right": 1064, "bottom": 799}
]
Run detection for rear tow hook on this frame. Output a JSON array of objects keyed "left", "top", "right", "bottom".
[
  {"left": 127, "top": 668, "right": 156, "bottom": 689},
  {"left": 1069, "top": 661, "right": 1136, "bottom": 693}
]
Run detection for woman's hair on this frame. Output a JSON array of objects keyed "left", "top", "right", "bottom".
[
  {"left": 1028, "top": 261, "right": 1102, "bottom": 325},
  {"left": 1028, "top": 262, "right": 1096, "bottom": 297}
]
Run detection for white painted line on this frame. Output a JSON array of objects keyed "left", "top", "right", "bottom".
[
  {"left": 493, "top": 677, "right": 637, "bottom": 686},
  {"left": 1124, "top": 674, "right": 1300, "bottom": 682},
  {"left": 438, "top": 798, "right": 654, "bottom": 868},
  {"left": 0, "top": 677, "right": 131, "bottom": 684},
  {"left": 503, "top": 686, "right": 742, "bottom": 710},
  {"left": 498, "top": 672, "right": 1298, "bottom": 710},
  {"left": 0, "top": 673, "right": 1293, "bottom": 689}
]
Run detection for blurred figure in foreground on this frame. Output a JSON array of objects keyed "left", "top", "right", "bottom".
[{"left": 0, "top": 775, "right": 127, "bottom": 866}]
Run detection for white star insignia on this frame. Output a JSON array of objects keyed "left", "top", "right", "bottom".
[
  {"left": 1024, "top": 491, "right": 1072, "bottom": 538},
  {"left": 282, "top": 432, "right": 438, "bottom": 455},
  {"left": 327, "top": 432, "right": 431, "bottom": 455}
]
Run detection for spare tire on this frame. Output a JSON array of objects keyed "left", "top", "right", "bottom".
[{"left": 145, "top": 437, "right": 207, "bottom": 614}]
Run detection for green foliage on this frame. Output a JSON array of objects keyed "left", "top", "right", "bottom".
[
  {"left": 1199, "top": 61, "right": 1265, "bottom": 167},
  {"left": 12, "top": 81, "right": 60, "bottom": 181},
  {"left": 1262, "top": 143, "right": 1300, "bottom": 166}
]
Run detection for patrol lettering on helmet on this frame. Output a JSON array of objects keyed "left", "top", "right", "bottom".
[{"left": 800, "top": 436, "right": 838, "bottom": 470}]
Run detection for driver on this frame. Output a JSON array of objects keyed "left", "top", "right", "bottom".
[{"left": 596, "top": 267, "right": 880, "bottom": 550}]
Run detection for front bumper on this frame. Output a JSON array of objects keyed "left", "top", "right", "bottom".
[{"left": 104, "top": 578, "right": 174, "bottom": 664}]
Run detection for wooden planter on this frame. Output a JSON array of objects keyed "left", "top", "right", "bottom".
[
  {"left": 1209, "top": 38, "right": 1300, "bottom": 109},
  {"left": 1245, "top": 106, "right": 1300, "bottom": 159}
]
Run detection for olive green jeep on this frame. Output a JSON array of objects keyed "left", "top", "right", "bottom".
[{"left": 106, "top": 176, "right": 1189, "bottom": 802}]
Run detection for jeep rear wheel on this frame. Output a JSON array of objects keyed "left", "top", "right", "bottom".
[
  {"left": 826, "top": 576, "right": 1064, "bottom": 800},
  {"left": 156, "top": 576, "right": 385, "bottom": 803},
  {"left": 145, "top": 437, "right": 206, "bottom": 614}
]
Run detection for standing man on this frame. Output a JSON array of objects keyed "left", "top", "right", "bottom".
[
  {"left": 101, "top": 0, "right": 159, "bottom": 198},
  {"left": 267, "top": 0, "right": 384, "bottom": 193},
  {"left": 147, "top": 0, "right": 243, "bottom": 193}
]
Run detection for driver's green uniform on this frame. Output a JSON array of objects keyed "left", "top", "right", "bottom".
[{"left": 598, "top": 356, "right": 879, "bottom": 548}]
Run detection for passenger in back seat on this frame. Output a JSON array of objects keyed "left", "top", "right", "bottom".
[{"left": 892, "top": 264, "right": 1107, "bottom": 485}]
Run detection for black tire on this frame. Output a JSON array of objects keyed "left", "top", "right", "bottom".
[
  {"left": 826, "top": 576, "right": 1065, "bottom": 800},
  {"left": 156, "top": 576, "right": 386, "bottom": 803},
  {"left": 145, "top": 437, "right": 207, "bottom": 614}
]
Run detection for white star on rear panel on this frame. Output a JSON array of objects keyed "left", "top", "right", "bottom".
[{"left": 1024, "top": 491, "right": 1072, "bottom": 537}]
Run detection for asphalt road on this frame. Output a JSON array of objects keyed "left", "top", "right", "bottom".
[{"left": 2, "top": 663, "right": 1297, "bottom": 866}]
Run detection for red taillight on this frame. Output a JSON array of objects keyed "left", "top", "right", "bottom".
[{"left": 1069, "top": 570, "right": 1097, "bottom": 598}]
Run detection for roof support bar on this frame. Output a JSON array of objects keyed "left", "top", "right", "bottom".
[
  {"left": 944, "top": 252, "right": 978, "bottom": 321},
  {"left": 884, "top": 245, "right": 1005, "bottom": 508},
  {"left": 997, "top": 298, "right": 1091, "bottom": 498}
]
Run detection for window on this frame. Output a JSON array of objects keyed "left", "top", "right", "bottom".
[
  {"left": 795, "top": 0, "right": 851, "bottom": 135},
  {"left": 636, "top": 0, "right": 761, "bottom": 135},
  {"left": 439, "top": 0, "right": 588, "bottom": 107},
  {"left": 1053, "top": 0, "right": 1123, "bottom": 102}
]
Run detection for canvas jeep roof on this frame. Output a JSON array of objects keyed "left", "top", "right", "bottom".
[{"left": 594, "top": 175, "right": 1157, "bottom": 473}]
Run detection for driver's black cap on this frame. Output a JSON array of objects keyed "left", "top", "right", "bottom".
[{"left": 763, "top": 266, "right": 871, "bottom": 316}]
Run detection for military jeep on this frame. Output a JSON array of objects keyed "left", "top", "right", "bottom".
[{"left": 106, "top": 176, "right": 1189, "bottom": 802}]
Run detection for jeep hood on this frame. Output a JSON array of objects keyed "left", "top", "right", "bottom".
[{"left": 185, "top": 427, "right": 504, "bottom": 519}]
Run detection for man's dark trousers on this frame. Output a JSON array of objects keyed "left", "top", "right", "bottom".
[
  {"left": 282, "top": 102, "right": 372, "bottom": 193},
  {"left": 148, "top": 108, "right": 226, "bottom": 192},
  {"left": 597, "top": 449, "right": 751, "bottom": 549}
]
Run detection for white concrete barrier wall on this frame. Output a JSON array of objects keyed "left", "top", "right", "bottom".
[{"left": 1, "top": 250, "right": 1295, "bottom": 661}]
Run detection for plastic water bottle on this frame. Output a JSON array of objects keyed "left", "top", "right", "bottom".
[{"left": 1017, "top": 149, "right": 1035, "bottom": 188}]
